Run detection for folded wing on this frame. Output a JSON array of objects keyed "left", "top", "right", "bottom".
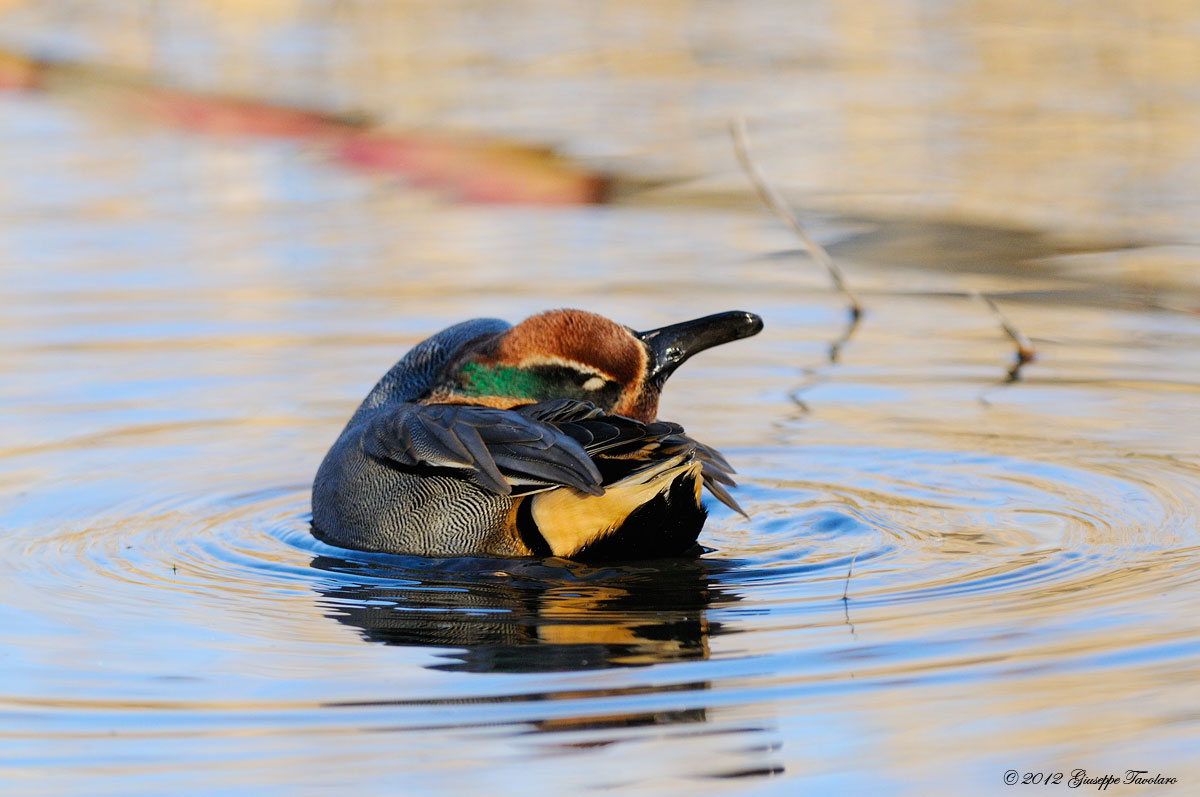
[{"left": 364, "top": 398, "right": 743, "bottom": 513}]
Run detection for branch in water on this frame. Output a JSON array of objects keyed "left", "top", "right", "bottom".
[
  {"left": 841, "top": 550, "right": 858, "bottom": 640},
  {"left": 842, "top": 550, "right": 858, "bottom": 602},
  {"left": 731, "top": 117, "right": 863, "bottom": 320},
  {"left": 828, "top": 310, "right": 862, "bottom": 364},
  {"left": 971, "top": 291, "right": 1036, "bottom": 383}
]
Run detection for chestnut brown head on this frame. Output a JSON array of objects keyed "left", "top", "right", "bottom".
[{"left": 442, "top": 308, "right": 763, "bottom": 420}]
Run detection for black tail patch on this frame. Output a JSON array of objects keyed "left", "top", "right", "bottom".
[{"left": 570, "top": 472, "right": 707, "bottom": 562}]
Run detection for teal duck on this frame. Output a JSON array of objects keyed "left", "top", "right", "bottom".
[{"left": 312, "top": 309, "right": 762, "bottom": 560}]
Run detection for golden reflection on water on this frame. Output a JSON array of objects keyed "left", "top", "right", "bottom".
[{"left": 314, "top": 556, "right": 723, "bottom": 671}]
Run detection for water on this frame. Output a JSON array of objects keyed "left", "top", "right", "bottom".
[{"left": 4, "top": 4, "right": 1200, "bottom": 794}]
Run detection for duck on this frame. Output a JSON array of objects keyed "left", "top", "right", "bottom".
[{"left": 311, "top": 308, "right": 763, "bottom": 561}]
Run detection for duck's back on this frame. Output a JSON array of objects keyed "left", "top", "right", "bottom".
[{"left": 311, "top": 318, "right": 526, "bottom": 556}]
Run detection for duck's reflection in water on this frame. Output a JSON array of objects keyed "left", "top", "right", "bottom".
[
  {"left": 311, "top": 552, "right": 782, "bottom": 778},
  {"left": 311, "top": 552, "right": 736, "bottom": 673}
]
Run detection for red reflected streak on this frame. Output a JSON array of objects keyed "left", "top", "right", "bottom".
[{"left": 0, "top": 49, "right": 609, "bottom": 206}]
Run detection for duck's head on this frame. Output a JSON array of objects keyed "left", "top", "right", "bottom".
[{"left": 439, "top": 309, "right": 763, "bottom": 421}]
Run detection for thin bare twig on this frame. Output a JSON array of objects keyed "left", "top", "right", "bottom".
[
  {"left": 841, "top": 551, "right": 859, "bottom": 639},
  {"left": 842, "top": 551, "right": 858, "bottom": 602},
  {"left": 786, "top": 306, "right": 861, "bottom": 412},
  {"left": 731, "top": 117, "right": 863, "bottom": 320},
  {"left": 785, "top": 308, "right": 862, "bottom": 411},
  {"left": 787, "top": 375, "right": 816, "bottom": 413},
  {"left": 731, "top": 119, "right": 1036, "bottom": 402},
  {"left": 733, "top": 116, "right": 862, "bottom": 413},
  {"left": 970, "top": 291, "right": 1036, "bottom": 383},
  {"left": 828, "top": 310, "right": 862, "bottom": 364}
]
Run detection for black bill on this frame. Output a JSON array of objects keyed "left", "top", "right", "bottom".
[{"left": 637, "top": 311, "right": 763, "bottom": 386}]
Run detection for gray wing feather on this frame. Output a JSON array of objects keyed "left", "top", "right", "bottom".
[
  {"left": 364, "top": 403, "right": 604, "bottom": 497},
  {"left": 691, "top": 439, "right": 745, "bottom": 516},
  {"left": 522, "top": 399, "right": 747, "bottom": 515}
]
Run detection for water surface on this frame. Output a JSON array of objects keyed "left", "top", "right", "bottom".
[{"left": 3, "top": 8, "right": 1200, "bottom": 795}]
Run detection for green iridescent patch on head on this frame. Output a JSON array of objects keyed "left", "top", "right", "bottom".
[{"left": 459, "top": 362, "right": 544, "bottom": 399}]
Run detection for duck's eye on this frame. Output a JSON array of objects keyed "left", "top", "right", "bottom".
[{"left": 581, "top": 376, "right": 606, "bottom": 391}]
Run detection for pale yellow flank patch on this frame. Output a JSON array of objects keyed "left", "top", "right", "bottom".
[{"left": 530, "top": 453, "right": 701, "bottom": 557}]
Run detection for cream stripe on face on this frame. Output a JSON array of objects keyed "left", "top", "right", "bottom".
[
  {"left": 516, "top": 355, "right": 616, "bottom": 388},
  {"left": 513, "top": 355, "right": 609, "bottom": 379}
]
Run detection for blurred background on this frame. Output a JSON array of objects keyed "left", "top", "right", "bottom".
[
  {"left": 4, "top": 0, "right": 1200, "bottom": 247},
  {"left": 2, "top": 2, "right": 1199, "bottom": 794}
]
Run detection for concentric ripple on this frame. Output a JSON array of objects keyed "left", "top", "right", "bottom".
[
  {"left": 5, "top": 425, "right": 1200, "bottom": 791},
  {"left": 5, "top": 434, "right": 1198, "bottom": 694}
]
